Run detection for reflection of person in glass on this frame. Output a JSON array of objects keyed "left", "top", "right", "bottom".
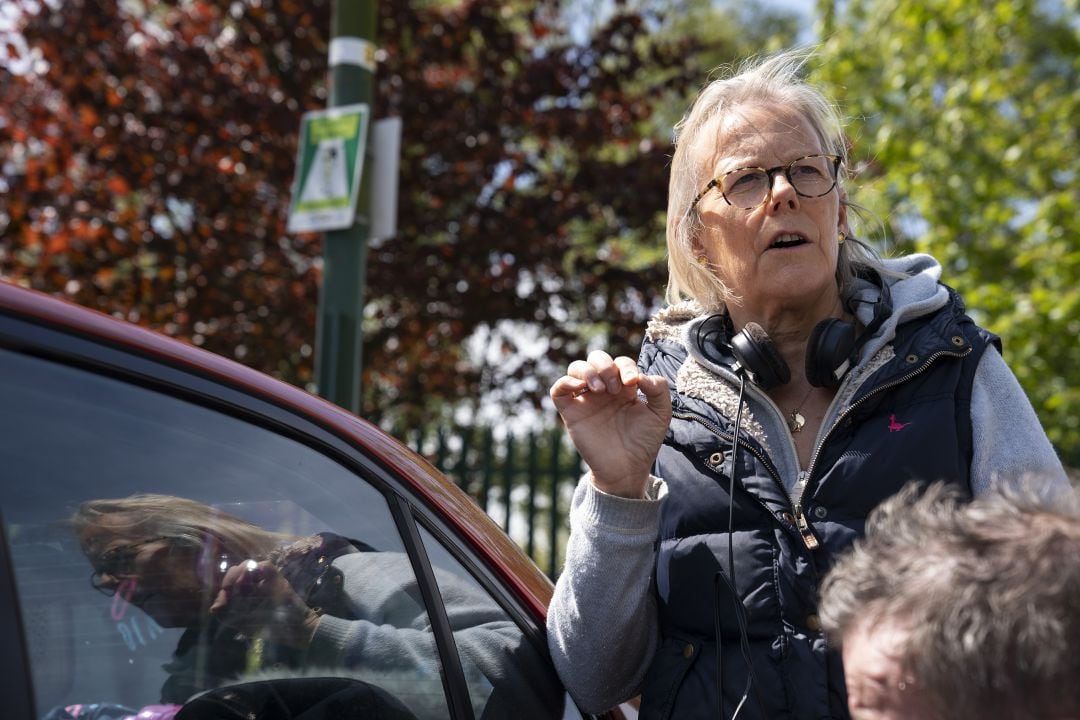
[
  {"left": 74, "top": 494, "right": 561, "bottom": 719},
  {"left": 75, "top": 495, "right": 342, "bottom": 704}
]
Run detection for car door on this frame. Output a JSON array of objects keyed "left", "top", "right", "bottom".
[{"left": 0, "top": 296, "right": 590, "bottom": 720}]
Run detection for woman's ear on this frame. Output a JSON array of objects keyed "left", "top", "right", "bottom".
[
  {"left": 691, "top": 239, "right": 706, "bottom": 262},
  {"left": 689, "top": 223, "right": 710, "bottom": 263}
]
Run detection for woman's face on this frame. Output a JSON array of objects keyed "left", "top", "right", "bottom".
[
  {"left": 81, "top": 519, "right": 217, "bottom": 628},
  {"left": 694, "top": 103, "right": 845, "bottom": 317}
]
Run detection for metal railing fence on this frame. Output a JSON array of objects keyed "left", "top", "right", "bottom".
[{"left": 395, "top": 423, "right": 583, "bottom": 580}]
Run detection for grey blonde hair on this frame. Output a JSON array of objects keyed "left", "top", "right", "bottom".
[
  {"left": 73, "top": 493, "right": 293, "bottom": 562},
  {"left": 666, "top": 48, "right": 889, "bottom": 310},
  {"left": 819, "top": 482, "right": 1080, "bottom": 720}
]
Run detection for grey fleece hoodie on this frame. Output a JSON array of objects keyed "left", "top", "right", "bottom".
[{"left": 546, "top": 253, "right": 1070, "bottom": 714}]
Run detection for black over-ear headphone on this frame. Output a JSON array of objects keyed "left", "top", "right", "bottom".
[{"left": 693, "top": 270, "right": 892, "bottom": 389}]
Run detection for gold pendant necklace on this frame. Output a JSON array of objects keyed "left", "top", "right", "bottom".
[
  {"left": 787, "top": 386, "right": 814, "bottom": 434},
  {"left": 788, "top": 409, "right": 806, "bottom": 433}
]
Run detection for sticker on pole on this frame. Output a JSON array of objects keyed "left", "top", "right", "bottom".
[{"left": 287, "top": 104, "right": 370, "bottom": 233}]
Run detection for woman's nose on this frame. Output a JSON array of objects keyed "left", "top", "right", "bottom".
[
  {"left": 767, "top": 173, "right": 799, "bottom": 210},
  {"left": 98, "top": 571, "right": 122, "bottom": 589}
]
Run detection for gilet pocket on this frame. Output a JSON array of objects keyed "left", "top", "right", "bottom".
[{"left": 638, "top": 635, "right": 701, "bottom": 720}]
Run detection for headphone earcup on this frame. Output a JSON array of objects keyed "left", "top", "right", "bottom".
[
  {"left": 806, "top": 318, "right": 856, "bottom": 388},
  {"left": 692, "top": 314, "right": 730, "bottom": 368},
  {"left": 731, "top": 322, "right": 790, "bottom": 389}
]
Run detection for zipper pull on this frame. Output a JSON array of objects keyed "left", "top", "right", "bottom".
[
  {"left": 795, "top": 471, "right": 808, "bottom": 495},
  {"left": 793, "top": 502, "right": 820, "bottom": 551}
]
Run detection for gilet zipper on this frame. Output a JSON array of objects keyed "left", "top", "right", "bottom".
[{"left": 670, "top": 409, "right": 804, "bottom": 543}]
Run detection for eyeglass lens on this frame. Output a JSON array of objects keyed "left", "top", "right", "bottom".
[
  {"left": 722, "top": 155, "right": 837, "bottom": 209},
  {"left": 90, "top": 536, "right": 165, "bottom": 593}
]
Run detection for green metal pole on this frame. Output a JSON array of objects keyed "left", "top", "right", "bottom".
[{"left": 315, "top": 1, "right": 376, "bottom": 413}]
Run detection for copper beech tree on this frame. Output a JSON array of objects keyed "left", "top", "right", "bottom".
[{"left": 0, "top": 0, "right": 712, "bottom": 427}]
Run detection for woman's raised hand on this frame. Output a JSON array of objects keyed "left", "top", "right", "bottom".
[
  {"left": 550, "top": 351, "right": 671, "bottom": 499},
  {"left": 210, "top": 560, "right": 320, "bottom": 649}
]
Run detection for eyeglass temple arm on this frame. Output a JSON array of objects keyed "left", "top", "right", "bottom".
[{"left": 690, "top": 179, "right": 720, "bottom": 211}]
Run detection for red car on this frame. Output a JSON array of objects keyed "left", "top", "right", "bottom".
[{"left": 0, "top": 280, "right": 632, "bottom": 720}]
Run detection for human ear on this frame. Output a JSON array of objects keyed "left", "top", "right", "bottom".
[
  {"left": 838, "top": 189, "right": 851, "bottom": 239},
  {"left": 690, "top": 235, "right": 707, "bottom": 261}
]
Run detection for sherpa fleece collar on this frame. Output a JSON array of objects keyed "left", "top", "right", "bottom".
[{"left": 645, "top": 301, "right": 770, "bottom": 448}]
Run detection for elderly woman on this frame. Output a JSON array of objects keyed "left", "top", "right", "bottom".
[{"left": 547, "top": 50, "right": 1069, "bottom": 719}]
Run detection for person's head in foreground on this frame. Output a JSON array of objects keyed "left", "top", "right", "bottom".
[{"left": 819, "top": 481, "right": 1080, "bottom": 720}]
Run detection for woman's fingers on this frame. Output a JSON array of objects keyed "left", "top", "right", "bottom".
[
  {"left": 613, "top": 356, "right": 641, "bottom": 388},
  {"left": 549, "top": 374, "right": 589, "bottom": 401},
  {"left": 562, "top": 357, "right": 608, "bottom": 395},
  {"left": 557, "top": 354, "right": 636, "bottom": 394},
  {"left": 588, "top": 350, "right": 625, "bottom": 393},
  {"left": 210, "top": 559, "right": 273, "bottom": 613},
  {"left": 569, "top": 359, "right": 603, "bottom": 391},
  {"left": 551, "top": 358, "right": 608, "bottom": 404},
  {"left": 550, "top": 353, "right": 663, "bottom": 413},
  {"left": 637, "top": 373, "right": 672, "bottom": 419}
]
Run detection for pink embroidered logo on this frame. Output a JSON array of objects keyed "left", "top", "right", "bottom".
[{"left": 887, "top": 414, "right": 912, "bottom": 433}]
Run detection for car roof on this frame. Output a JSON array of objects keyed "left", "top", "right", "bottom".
[{"left": 0, "top": 279, "right": 553, "bottom": 619}]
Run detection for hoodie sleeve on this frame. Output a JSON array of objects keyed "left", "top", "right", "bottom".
[
  {"left": 970, "top": 347, "right": 1070, "bottom": 498},
  {"left": 546, "top": 474, "right": 663, "bottom": 713},
  {"left": 306, "top": 552, "right": 559, "bottom": 720}
]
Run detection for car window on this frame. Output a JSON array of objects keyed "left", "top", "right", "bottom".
[
  {"left": 0, "top": 347, "right": 450, "bottom": 719},
  {"left": 416, "top": 524, "right": 584, "bottom": 720}
]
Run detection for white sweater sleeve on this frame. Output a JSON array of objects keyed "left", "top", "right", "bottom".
[
  {"left": 970, "top": 347, "right": 1070, "bottom": 498},
  {"left": 546, "top": 475, "right": 664, "bottom": 713}
]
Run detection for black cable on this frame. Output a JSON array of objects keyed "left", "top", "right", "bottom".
[
  {"left": 718, "top": 373, "right": 767, "bottom": 719},
  {"left": 714, "top": 571, "right": 725, "bottom": 720}
]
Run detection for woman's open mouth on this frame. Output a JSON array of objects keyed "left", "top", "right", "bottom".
[{"left": 768, "top": 233, "right": 809, "bottom": 250}]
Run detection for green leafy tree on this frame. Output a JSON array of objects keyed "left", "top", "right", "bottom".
[{"left": 813, "top": 0, "right": 1079, "bottom": 464}]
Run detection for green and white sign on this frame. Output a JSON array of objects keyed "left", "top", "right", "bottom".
[{"left": 287, "top": 103, "right": 370, "bottom": 233}]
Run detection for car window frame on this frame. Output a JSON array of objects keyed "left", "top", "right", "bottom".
[
  {"left": 408, "top": 506, "right": 552, "bottom": 659},
  {"left": 387, "top": 494, "right": 476, "bottom": 720},
  {"left": 0, "top": 509, "right": 37, "bottom": 719},
  {"left": 0, "top": 312, "right": 497, "bottom": 718}
]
